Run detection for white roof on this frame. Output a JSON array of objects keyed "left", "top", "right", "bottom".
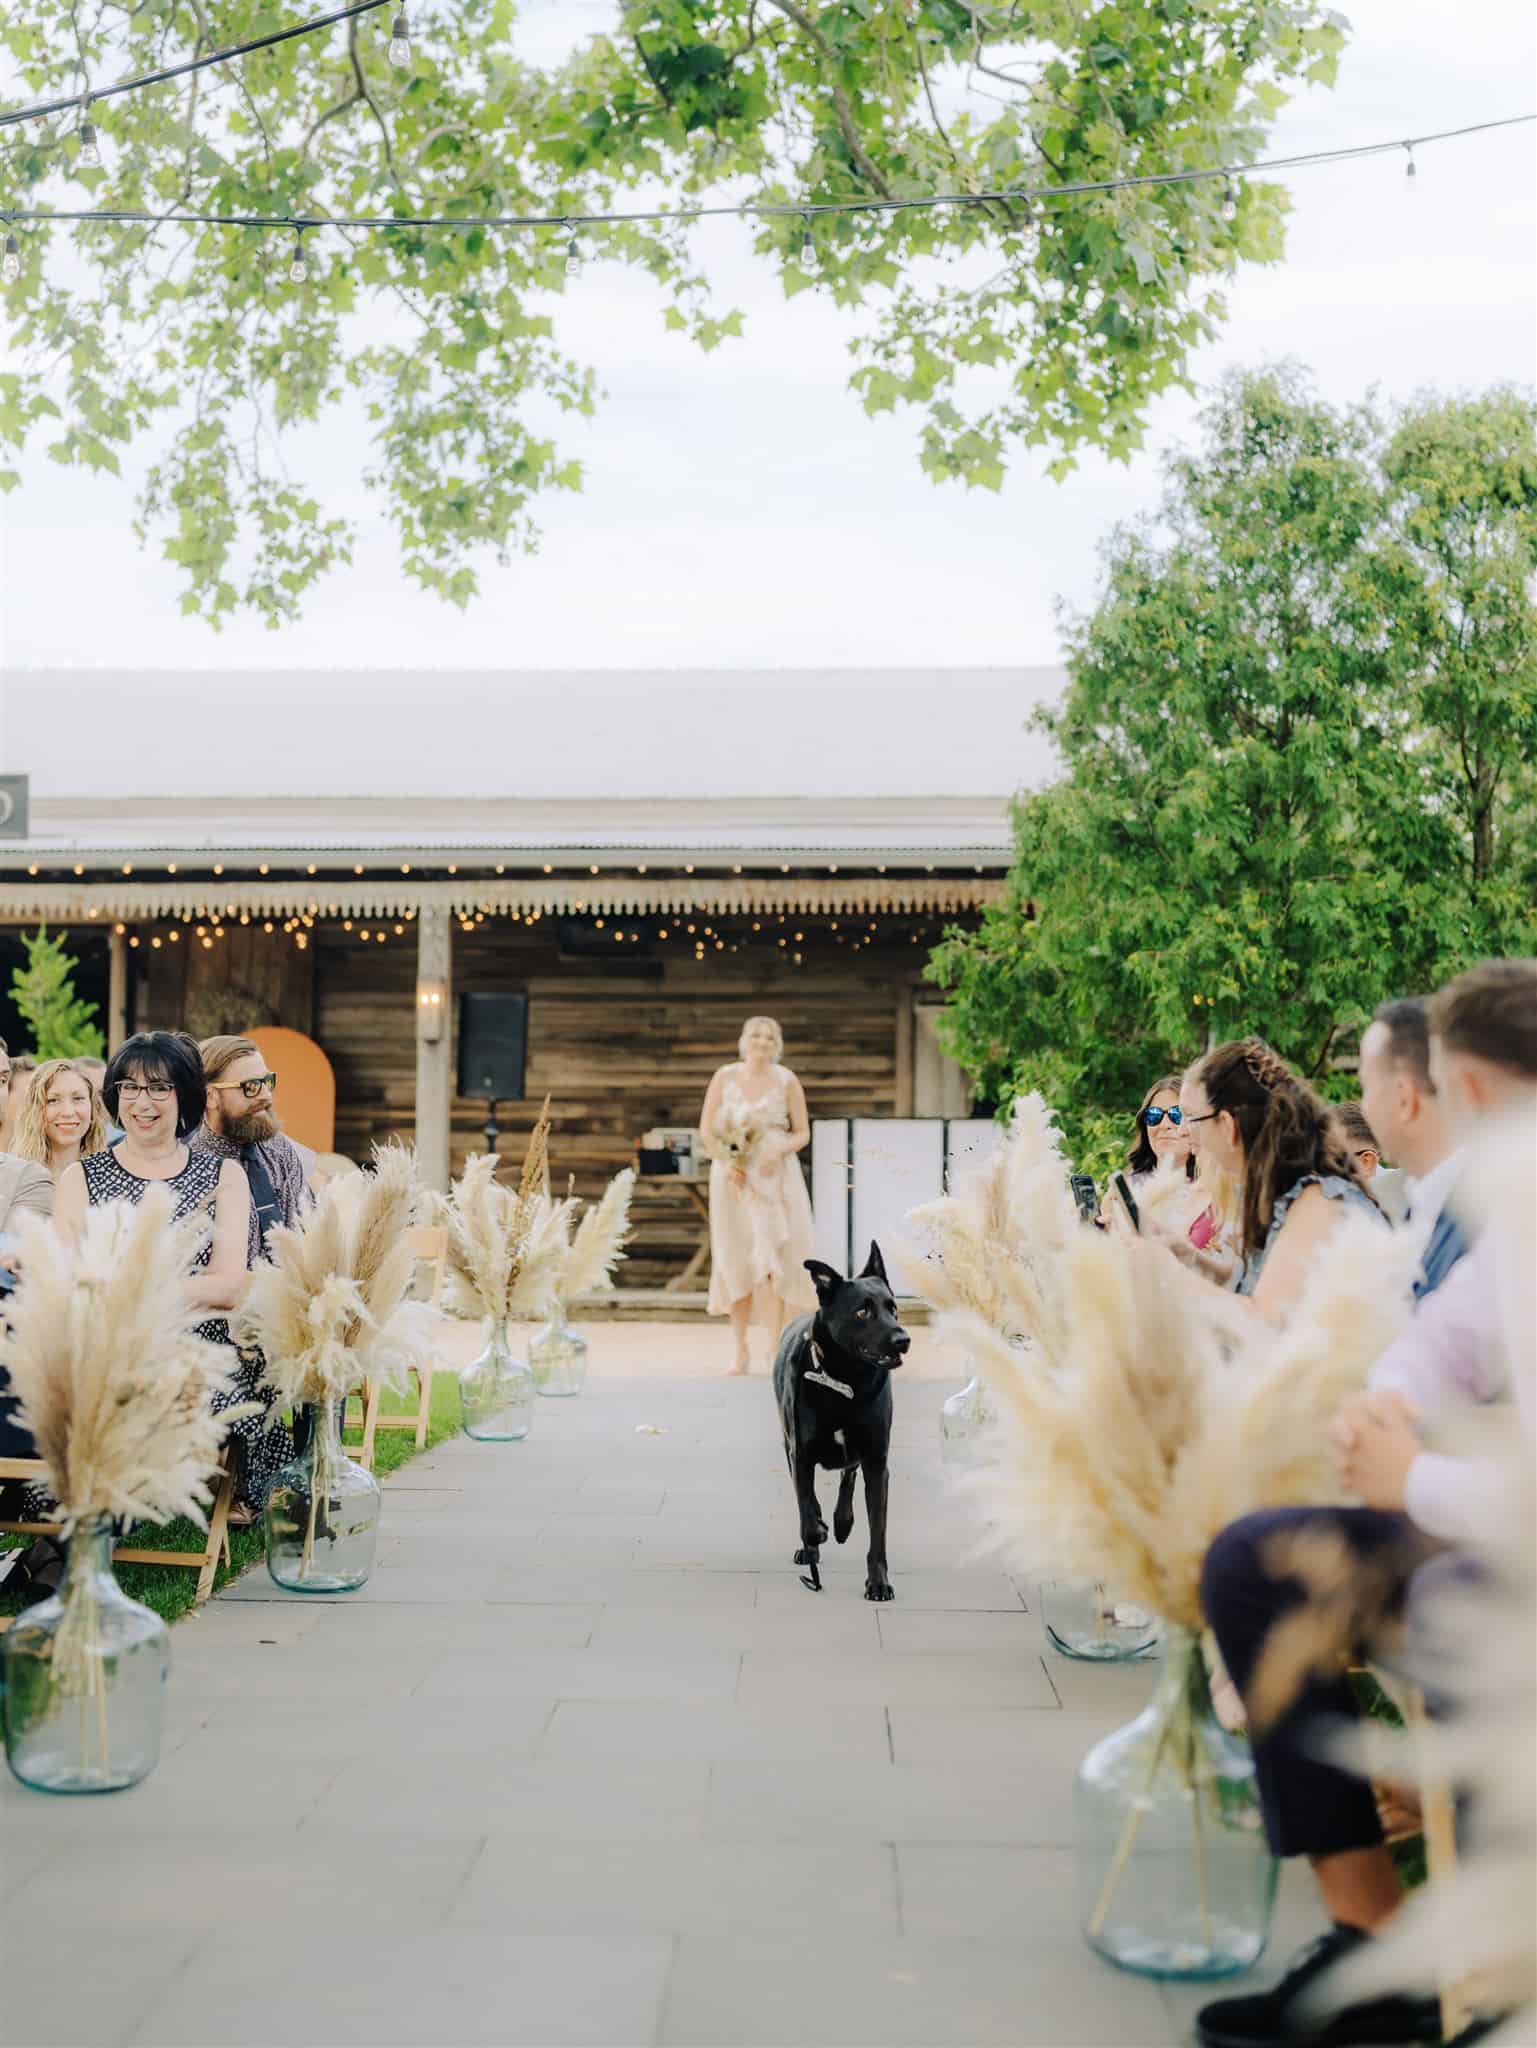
[
  {"left": 5, "top": 667, "right": 1058, "bottom": 803},
  {"left": 4, "top": 792, "right": 1011, "bottom": 869}
]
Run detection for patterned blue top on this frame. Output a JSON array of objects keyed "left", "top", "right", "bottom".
[{"left": 1235, "top": 1172, "right": 1383, "bottom": 1297}]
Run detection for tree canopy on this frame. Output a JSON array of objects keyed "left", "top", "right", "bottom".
[
  {"left": 0, "top": 0, "right": 1347, "bottom": 622},
  {"left": 929, "top": 369, "right": 1537, "bottom": 1164}
]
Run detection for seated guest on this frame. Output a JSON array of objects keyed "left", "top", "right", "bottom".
[
  {"left": 0, "top": 1123, "right": 55, "bottom": 1477},
  {"left": 49, "top": 1030, "right": 292, "bottom": 1525},
  {"left": 11, "top": 1057, "right": 110, "bottom": 1180},
  {"left": 74, "top": 1054, "right": 122, "bottom": 1142},
  {"left": 1106, "top": 1072, "right": 1228, "bottom": 1258},
  {"left": 191, "top": 1036, "right": 314, "bottom": 1257},
  {"left": 1177, "top": 1038, "right": 1383, "bottom": 1317},
  {"left": 1334, "top": 1100, "right": 1381, "bottom": 1181},
  {"left": 1195, "top": 962, "right": 1535, "bottom": 2048},
  {"left": 0, "top": 1053, "right": 34, "bottom": 1153}
]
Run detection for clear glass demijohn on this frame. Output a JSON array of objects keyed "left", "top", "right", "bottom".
[
  {"left": 1039, "top": 1579, "right": 1161, "bottom": 1661},
  {"left": 1075, "top": 1627, "right": 1276, "bottom": 1979},
  {"left": 458, "top": 1318, "right": 535, "bottom": 1440},
  {"left": 1, "top": 1515, "right": 170, "bottom": 1794},
  {"left": 265, "top": 1401, "right": 382, "bottom": 1593},
  {"left": 530, "top": 1300, "right": 589, "bottom": 1398}
]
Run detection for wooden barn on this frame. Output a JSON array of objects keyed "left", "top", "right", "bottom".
[{"left": 0, "top": 791, "right": 1011, "bottom": 1288}]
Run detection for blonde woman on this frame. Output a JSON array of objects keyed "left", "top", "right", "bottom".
[
  {"left": 700, "top": 1016, "right": 816, "bottom": 1374},
  {"left": 13, "top": 1057, "right": 110, "bottom": 1179}
]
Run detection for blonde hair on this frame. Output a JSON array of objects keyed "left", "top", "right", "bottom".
[
  {"left": 738, "top": 1015, "right": 784, "bottom": 1060},
  {"left": 199, "top": 1034, "right": 262, "bottom": 1082},
  {"left": 14, "top": 1058, "right": 110, "bottom": 1170}
]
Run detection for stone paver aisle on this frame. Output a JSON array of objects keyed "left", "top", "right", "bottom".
[{"left": 0, "top": 1330, "right": 1317, "bottom": 2046}]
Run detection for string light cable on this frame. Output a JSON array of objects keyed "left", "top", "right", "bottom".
[
  {"left": 0, "top": 0, "right": 397, "bottom": 132},
  {"left": 0, "top": 113, "right": 1528, "bottom": 263}
]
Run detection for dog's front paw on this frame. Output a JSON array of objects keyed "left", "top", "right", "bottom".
[
  {"left": 833, "top": 1511, "right": 854, "bottom": 1545},
  {"left": 864, "top": 1574, "right": 895, "bottom": 1603}
]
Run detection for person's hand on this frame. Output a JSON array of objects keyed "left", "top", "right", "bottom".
[
  {"left": 0, "top": 1249, "right": 21, "bottom": 1277},
  {"left": 731, "top": 1165, "right": 747, "bottom": 1196},
  {"left": 1331, "top": 1390, "right": 1424, "bottom": 1510}
]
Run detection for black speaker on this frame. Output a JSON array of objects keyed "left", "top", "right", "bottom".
[{"left": 457, "top": 993, "right": 528, "bottom": 1101}]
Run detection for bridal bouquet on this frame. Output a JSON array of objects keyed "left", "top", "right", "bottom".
[{"left": 702, "top": 1099, "right": 766, "bottom": 1175}]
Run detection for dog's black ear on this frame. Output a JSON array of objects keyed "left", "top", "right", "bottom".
[
  {"left": 860, "top": 1241, "right": 889, "bottom": 1286},
  {"left": 804, "top": 1259, "right": 843, "bottom": 1303}
]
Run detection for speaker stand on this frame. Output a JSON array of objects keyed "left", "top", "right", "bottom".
[{"left": 483, "top": 1099, "right": 500, "bottom": 1161}]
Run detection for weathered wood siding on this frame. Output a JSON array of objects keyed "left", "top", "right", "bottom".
[
  {"left": 316, "top": 923, "right": 954, "bottom": 1287},
  {"left": 126, "top": 915, "right": 977, "bottom": 1288}
]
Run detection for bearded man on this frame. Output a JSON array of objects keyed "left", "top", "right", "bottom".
[{"left": 192, "top": 1035, "right": 315, "bottom": 1258}]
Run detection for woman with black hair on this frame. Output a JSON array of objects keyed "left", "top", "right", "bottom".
[{"left": 52, "top": 1029, "right": 291, "bottom": 1521}]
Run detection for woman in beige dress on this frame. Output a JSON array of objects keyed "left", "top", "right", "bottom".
[{"left": 700, "top": 1016, "right": 817, "bottom": 1374}]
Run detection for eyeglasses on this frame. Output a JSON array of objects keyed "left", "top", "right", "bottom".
[
  {"left": 116, "top": 1079, "right": 176, "bottom": 1102},
  {"left": 211, "top": 1073, "right": 278, "bottom": 1100},
  {"left": 1143, "top": 1105, "right": 1185, "bottom": 1128}
]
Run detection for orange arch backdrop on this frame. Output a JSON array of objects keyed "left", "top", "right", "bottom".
[{"left": 248, "top": 1027, "right": 336, "bottom": 1156}]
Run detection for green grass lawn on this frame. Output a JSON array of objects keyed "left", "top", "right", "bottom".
[{"left": 2, "top": 1372, "right": 464, "bottom": 1628}]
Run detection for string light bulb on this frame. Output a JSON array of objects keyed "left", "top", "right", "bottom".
[
  {"left": 77, "top": 99, "right": 102, "bottom": 169},
  {"left": 565, "top": 230, "right": 580, "bottom": 279},
  {"left": 2, "top": 233, "right": 20, "bottom": 286},
  {"left": 387, "top": 4, "right": 411, "bottom": 69},
  {"left": 1220, "top": 180, "right": 1238, "bottom": 223},
  {"left": 1404, "top": 142, "right": 1417, "bottom": 181},
  {"left": 800, "top": 215, "right": 816, "bottom": 269},
  {"left": 288, "top": 228, "right": 308, "bottom": 285}
]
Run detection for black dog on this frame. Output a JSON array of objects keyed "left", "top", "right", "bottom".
[{"left": 772, "top": 1243, "right": 909, "bottom": 1601}]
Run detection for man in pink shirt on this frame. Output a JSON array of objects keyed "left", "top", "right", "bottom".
[{"left": 1196, "top": 959, "right": 1536, "bottom": 2048}]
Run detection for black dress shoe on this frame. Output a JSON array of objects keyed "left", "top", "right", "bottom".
[{"left": 1196, "top": 1924, "right": 1443, "bottom": 2048}]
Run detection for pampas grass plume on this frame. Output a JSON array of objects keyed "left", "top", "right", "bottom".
[
  {"left": 0, "top": 1189, "right": 249, "bottom": 1531},
  {"left": 559, "top": 1168, "right": 635, "bottom": 1303}
]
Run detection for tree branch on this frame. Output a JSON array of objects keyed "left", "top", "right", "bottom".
[{"left": 760, "top": 0, "right": 894, "bottom": 198}]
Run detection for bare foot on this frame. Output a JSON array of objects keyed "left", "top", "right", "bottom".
[{"left": 728, "top": 1356, "right": 750, "bottom": 1376}]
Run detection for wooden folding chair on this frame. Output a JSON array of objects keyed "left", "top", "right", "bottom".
[
  {"left": 345, "top": 1225, "right": 445, "bottom": 1470},
  {"left": 1, "top": 1448, "right": 238, "bottom": 1612}
]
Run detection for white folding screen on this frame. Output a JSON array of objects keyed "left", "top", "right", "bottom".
[{"left": 810, "top": 1117, "right": 1003, "bottom": 1295}]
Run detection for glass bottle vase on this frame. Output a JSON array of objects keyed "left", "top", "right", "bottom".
[
  {"left": 940, "top": 1371, "right": 991, "bottom": 1461},
  {"left": 530, "top": 1302, "right": 589, "bottom": 1398},
  {"left": 1, "top": 1514, "right": 169, "bottom": 1794},
  {"left": 1040, "top": 1579, "right": 1161, "bottom": 1661},
  {"left": 265, "top": 1400, "right": 382, "bottom": 1593},
  {"left": 1076, "top": 1627, "right": 1276, "bottom": 1980},
  {"left": 458, "top": 1319, "right": 535, "bottom": 1440}
]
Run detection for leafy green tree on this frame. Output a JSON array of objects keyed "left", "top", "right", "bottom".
[
  {"left": 929, "top": 369, "right": 1537, "bottom": 1163},
  {"left": 10, "top": 925, "right": 108, "bottom": 1059},
  {"left": 0, "top": 0, "right": 1346, "bottom": 622}
]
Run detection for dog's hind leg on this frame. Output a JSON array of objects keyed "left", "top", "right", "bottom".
[{"left": 833, "top": 1465, "right": 858, "bottom": 1545}]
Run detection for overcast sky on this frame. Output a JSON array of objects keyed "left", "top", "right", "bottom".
[{"left": 0, "top": 0, "right": 1533, "bottom": 746}]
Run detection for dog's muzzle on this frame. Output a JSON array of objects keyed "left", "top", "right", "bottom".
[{"left": 883, "top": 1332, "right": 911, "bottom": 1366}]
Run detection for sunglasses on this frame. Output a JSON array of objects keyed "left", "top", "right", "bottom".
[
  {"left": 211, "top": 1073, "right": 278, "bottom": 1100},
  {"left": 1142, "top": 1105, "right": 1185, "bottom": 1128}
]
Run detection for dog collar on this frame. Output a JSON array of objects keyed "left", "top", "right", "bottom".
[{"left": 804, "top": 1341, "right": 853, "bottom": 1400}]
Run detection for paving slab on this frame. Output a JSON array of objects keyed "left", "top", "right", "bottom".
[{"left": 0, "top": 1329, "right": 1324, "bottom": 2048}]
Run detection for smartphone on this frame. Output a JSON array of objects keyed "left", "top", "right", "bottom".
[
  {"left": 1069, "top": 1173, "right": 1099, "bottom": 1224},
  {"left": 1112, "top": 1173, "right": 1142, "bottom": 1234}
]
